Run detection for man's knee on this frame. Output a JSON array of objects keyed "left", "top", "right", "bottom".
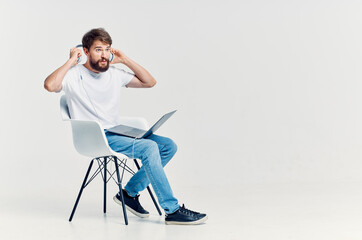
[
  {"left": 140, "top": 140, "right": 158, "bottom": 154},
  {"left": 140, "top": 140, "right": 160, "bottom": 164},
  {"left": 166, "top": 138, "right": 178, "bottom": 157}
]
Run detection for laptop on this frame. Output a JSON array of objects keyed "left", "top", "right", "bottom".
[{"left": 107, "top": 110, "right": 177, "bottom": 139}]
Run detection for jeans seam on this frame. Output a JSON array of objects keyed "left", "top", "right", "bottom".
[
  {"left": 144, "top": 164, "right": 164, "bottom": 204},
  {"left": 128, "top": 143, "right": 170, "bottom": 194},
  {"left": 128, "top": 175, "right": 148, "bottom": 195},
  {"left": 139, "top": 144, "right": 164, "bottom": 204}
]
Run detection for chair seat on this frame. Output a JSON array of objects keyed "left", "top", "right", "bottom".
[{"left": 111, "top": 150, "right": 133, "bottom": 161}]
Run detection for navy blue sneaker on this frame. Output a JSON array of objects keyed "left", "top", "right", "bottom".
[
  {"left": 165, "top": 204, "right": 208, "bottom": 225},
  {"left": 113, "top": 189, "right": 149, "bottom": 218}
]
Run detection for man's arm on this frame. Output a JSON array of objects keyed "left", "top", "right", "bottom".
[
  {"left": 44, "top": 48, "right": 81, "bottom": 92},
  {"left": 111, "top": 48, "right": 157, "bottom": 88}
]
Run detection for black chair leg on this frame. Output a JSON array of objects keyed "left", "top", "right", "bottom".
[
  {"left": 114, "top": 156, "right": 128, "bottom": 225},
  {"left": 133, "top": 159, "right": 162, "bottom": 216},
  {"left": 103, "top": 157, "right": 107, "bottom": 213},
  {"left": 69, "top": 159, "right": 94, "bottom": 222}
]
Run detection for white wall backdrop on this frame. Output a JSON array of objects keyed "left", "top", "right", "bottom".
[{"left": 1, "top": 0, "right": 362, "bottom": 200}]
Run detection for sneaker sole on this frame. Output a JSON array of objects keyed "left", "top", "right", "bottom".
[
  {"left": 113, "top": 196, "right": 150, "bottom": 218},
  {"left": 165, "top": 215, "right": 208, "bottom": 225}
]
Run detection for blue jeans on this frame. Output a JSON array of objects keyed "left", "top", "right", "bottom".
[{"left": 105, "top": 131, "right": 180, "bottom": 214}]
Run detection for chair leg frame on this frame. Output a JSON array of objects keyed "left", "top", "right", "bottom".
[
  {"left": 103, "top": 156, "right": 107, "bottom": 213},
  {"left": 68, "top": 155, "right": 162, "bottom": 225},
  {"left": 113, "top": 156, "right": 128, "bottom": 225},
  {"left": 69, "top": 159, "right": 94, "bottom": 222}
]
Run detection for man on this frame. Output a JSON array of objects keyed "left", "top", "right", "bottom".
[{"left": 44, "top": 28, "right": 207, "bottom": 225}]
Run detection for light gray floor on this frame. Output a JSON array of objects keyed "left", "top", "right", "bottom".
[{"left": 1, "top": 182, "right": 362, "bottom": 240}]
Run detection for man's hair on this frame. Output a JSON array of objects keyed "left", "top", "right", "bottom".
[{"left": 82, "top": 28, "right": 112, "bottom": 50}]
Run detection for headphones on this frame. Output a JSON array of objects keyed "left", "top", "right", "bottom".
[{"left": 75, "top": 44, "right": 114, "bottom": 64}]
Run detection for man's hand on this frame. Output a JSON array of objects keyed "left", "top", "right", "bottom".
[
  {"left": 44, "top": 47, "right": 79, "bottom": 92},
  {"left": 110, "top": 48, "right": 129, "bottom": 64},
  {"left": 69, "top": 47, "right": 82, "bottom": 66},
  {"left": 108, "top": 47, "right": 156, "bottom": 88}
]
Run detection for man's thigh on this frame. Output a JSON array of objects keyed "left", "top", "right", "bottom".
[
  {"left": 145, "top": 134, "right": 176, "bottom": 151},
  {"left": 105, "top": 131, "right": 159, "bottom": 157}
]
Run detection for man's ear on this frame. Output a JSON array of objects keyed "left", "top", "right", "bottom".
[{"left": 83, "top": 47, "right": 89, "bottom": 57}]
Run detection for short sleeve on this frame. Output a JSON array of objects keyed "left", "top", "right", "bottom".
[
  {"left": 61, "top": 66, "right": 78, "bottom": 93},
  {"left": 112, "top": 66, "right": 134, "bottom": 87}
]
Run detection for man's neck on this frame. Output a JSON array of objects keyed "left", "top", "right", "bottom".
[{"left": 83, "top": 62, "right": 100, "bottom": 74}]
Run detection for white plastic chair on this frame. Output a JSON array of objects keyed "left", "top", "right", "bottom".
[{"left": 60, "top": 95, "right": 161, "bottom": 225}]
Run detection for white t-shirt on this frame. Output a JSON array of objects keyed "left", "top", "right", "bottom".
[{"left": 62, "top": 64, "right": 134, "bottom": 129}]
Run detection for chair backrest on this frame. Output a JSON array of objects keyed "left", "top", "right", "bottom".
[
  {"left": 60, "top": 95, "right": 70, "bottom": 120},
  {"left": 70, "top": 120, "right": 113, "bottom": 158},
  {"left": 60, "top": 95, "right": 113, "bottom": 158}
]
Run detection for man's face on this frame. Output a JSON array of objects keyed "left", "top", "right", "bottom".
[{"left": 86, "top": 40, "right": 111, "bottom": 72}]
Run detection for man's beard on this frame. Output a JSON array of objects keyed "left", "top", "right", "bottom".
[{"left": 89, "top": 55, "right": 110, "bottom": 72}]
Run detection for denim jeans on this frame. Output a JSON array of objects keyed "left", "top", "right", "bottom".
[{"left": 105, "top": 131, "right": 180, "bottom": 214}]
